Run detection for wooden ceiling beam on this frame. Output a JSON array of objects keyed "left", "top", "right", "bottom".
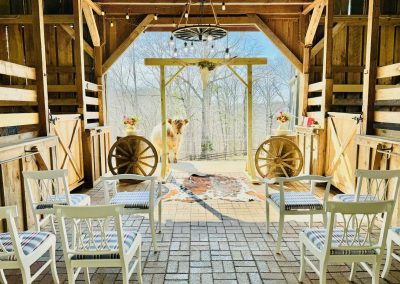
[
  {"left": 249, "top": 14, "right": 302, "bottom": 71},
  {"left": 302, "top": 0, "right": 321, "bottom": 15},
  {"left": 101, "top": 5, "right": 302, "bottom": 15},
  {"left": 96, "top": 0, "right": 312, "bottom": 5},
  {"left": 144, "top": 57, "right": 267, "bottom": 66},
  {"left": 84, "top": 0, "right": 102, "bottom": 15},
  {"left": 311, "top": 22, "right": 345, "bottom": 57},
  {"left": 304, "top": 0, "right": 325, "bottom": 46},
  {"left": 60, "top": 24, "right": 95, "bottom": 58},
  {"left": 82, "top": 1, "right": 101, "bottom": 46},
  {"left": 103, "top": 14, "right": 154, "bottom": 74}
]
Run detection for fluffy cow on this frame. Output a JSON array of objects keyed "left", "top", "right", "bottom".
[{"left": 151, "top": 118, "right": 189, "bottom": 163}]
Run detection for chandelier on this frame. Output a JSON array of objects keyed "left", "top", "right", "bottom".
[{"left": 172, "top": 0, "right": 227, "bottom": 42}]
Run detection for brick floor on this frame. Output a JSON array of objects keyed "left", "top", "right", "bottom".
[{"left": 4, "top": 161, "right": 400, "bottom": 283}]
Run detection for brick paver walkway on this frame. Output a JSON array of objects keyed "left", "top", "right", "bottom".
[{"left": 4, "top": 161, "right": 400, "bottom": 283}]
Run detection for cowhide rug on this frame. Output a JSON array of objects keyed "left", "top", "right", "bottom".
[{"left": 163, "top": 173, "right": 262, "bottom": 203}]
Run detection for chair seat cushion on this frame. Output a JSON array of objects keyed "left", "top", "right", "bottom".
[
  {"left": 0, "top": 231, "right": 52, "bottom": 260},
  {"left": 303, "top": 228, "right": 377, "bottom": 255},
  {"left": 36, "top": 194, "right": 90, "bottom": 210},
  {"left": 333, "top": 194, "right": 378, "bottom": 202},
  {"left": 270, "top": 192, "right": 323, "bottom": 210},
  {"left": 110, "top": 192, "right": 154, "bottom": 209},
  {"left": 71, "top": 231, "right": 137, "bottom": 260}
]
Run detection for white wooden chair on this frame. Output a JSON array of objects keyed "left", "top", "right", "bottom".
[
  {"left": 0, "top": 206, "right": 59, "bottom": 284},
  {"left": 54, "top": 204, "right": 142, "bottom": 284},
  {"left": 101, "top": 174, "right": 162, "bottom": 251},
  {"left": 381, "top": 227, "right": 400, "bottom": 278},
  {"left": 23, "top": 169, "right": 91, "bottom": 232},
  {"left": 334, "top": 169, "right": 400, "bottom": 203},
  {"left": 264, "top": 175, "right": 332, "bottom": 254},
  {"left": 299, "top": 200, "right": 394, "bottom": 284}
]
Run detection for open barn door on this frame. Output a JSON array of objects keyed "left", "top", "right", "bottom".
[
  {"left": 325, "top": 112, "right": 362, "bottom": 193},
  {"left": 50, "top": 114, "right": 84, "bottom": 190}
]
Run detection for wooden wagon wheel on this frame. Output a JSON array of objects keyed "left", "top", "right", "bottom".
[
  {"left": 108, "top": 135, "right": 158, "bottom": 183},
  {"left": 255, "top": 137, "right": 303, "bottom": 178}
]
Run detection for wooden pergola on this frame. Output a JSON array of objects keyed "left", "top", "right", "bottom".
[{"left": 144, "top": 57, "right": 267, "bottom": 183}]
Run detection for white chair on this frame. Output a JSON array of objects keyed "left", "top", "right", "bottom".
[
  {"left": 264, "top": 175, "right": 332, "bottom": 254},
  {"left": 0, "top": 206, "right": 59, "bottom": 284},
  {"left": 381, "top": 227, "right": 400, "bottom": 278},
  {"left": 23, "top": 169, "right": 91, "bottom": 232},
  {"left": 55, "top": 204, "right": 142, "bottom": 284},
  {"left": 334, "top": 169, "right": 400, "bottom": 203},
  {"left": 101, "top": 174, "right": 162, "bottom": 251},
  {"left": 299, "top": 200, "right": 394, "bottom": 284}
]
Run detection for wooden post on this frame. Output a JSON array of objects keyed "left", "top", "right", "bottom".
[
  {"left": 362, "top": 0, "right": 380, "bottom": 135},
  {"left": 300, "top": 47, "right": 311, "bottom": 119},
  {"left": 160, "top": 65, "right": 169, "bottom": 181},
  {"left": 95, "top": 46, "right": 106, "bottom": 125},
  {"left": 246, "top": 64, "right": 257, "bottom": 183},
  {"left": 32, "top": 0, "right": 49, "bottom": 136},
  {"left": 321, "top": 0, "right": 333, "bottom": 116},
  {"left": 73, "top": 0, "right": 87, "bottom": 128}
]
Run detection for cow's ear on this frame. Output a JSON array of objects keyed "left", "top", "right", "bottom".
[
  {"left": 184, "top": 119, "right": 189, "bottom": 124},
  {"left": 168, "top": 118, "right": 172, "bottom": 124}
]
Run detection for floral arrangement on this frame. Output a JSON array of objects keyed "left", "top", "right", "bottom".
[
  {"left": 276, "top": 112, "right": 290, "bottom": 123},
  {"left": 197, "top": 61, "right": 217, "bottom": 71},
  {"left": 122, "top": 115, "right": 140, "bottom": 127}
]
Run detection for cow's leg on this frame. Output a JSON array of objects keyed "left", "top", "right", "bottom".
[{"left": 173, "top": 151, "right": 178, "bottom": 163}]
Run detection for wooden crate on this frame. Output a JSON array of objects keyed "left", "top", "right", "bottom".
[
  {"left": 83, "top": 126, "right": 111, "bottom": 188},
  {"left": 295, "top": 126, "right": 324, "bottom": 176},
  {"left": 0, "top": 137, "right": 56, "bottom": 231}
]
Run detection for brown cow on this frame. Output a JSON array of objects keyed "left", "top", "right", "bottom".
[{"left": 151, "top": 118, "right": 189, "bottom": 163}]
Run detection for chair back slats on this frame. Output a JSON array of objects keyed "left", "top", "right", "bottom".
[
  {"left": 23, "top": 170, "right": 71, "bottom": 206},
  {"left": 325, "top": 200, "right": 394, "bottom": 254},
  {"left": 355, "top": 169, "right": 400, "bottom": 201},
  {"left": 55, "top": 205, "right": 125, "bottom": 256},
  {"left": 0, "top": 206, "right": 24, "bottom": 259}
]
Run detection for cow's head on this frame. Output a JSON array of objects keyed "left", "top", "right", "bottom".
[{"left": 168, "top": 118, "right": 189, "bottom": 135}]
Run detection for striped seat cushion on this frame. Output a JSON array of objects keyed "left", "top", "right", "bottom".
[
  {"left": 36, "top": 194, "right": 90, "bottom": 209},
  {"left": 110, "top": 192, "right": 154, "bottom": 209},
  {"left": 72, "top": 231, "right": 137, "bottom": 260},
  {"left": 270, "top": 192, "right": 323, "bottom": 210},
  {"left": 0, "top": 231, "right": 52, "bottom": 260},
  {"left": 303, "top": 228, "right": 377, "bottom": 255},
  {"left": 333, "top": 194, "right": 378, "bottom": 203}
]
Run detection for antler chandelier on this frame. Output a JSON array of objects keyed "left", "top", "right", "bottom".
[{"left": 172, "top": 0, "right": 227, "bottom": 42}]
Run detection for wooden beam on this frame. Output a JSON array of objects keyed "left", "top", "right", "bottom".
[
  {"left": 374, "top": 111, "right": 400, "bottom": 123},
  {"left": 60, "top": 24, "right": 95, "bottom": 58},
  {"left": 0, "top": 113, "right": 39, "bottom": 127},
  {"left": 94, "top": 46, "right": 106, "bottom": 125},
  {"left": 82, "top": 1, "right": 101, "bottom": 46},
  {"left": 362, "top": 0, "right": 380, "bottom": 135},
  {"left": 308, "top": 81, "right": 324, "bottom": 92},
  {"left": 32, "top": 0, "right": 49, "bottom": 136},
  {"left": 307, "top": 96, "right": 322, "bottom": 106},
  {"left": 376, "top": 86, "right": 400, "bottom": 101},
  {"left": 97, "top": 0, "right": 312, "bottom": 5},
  {"left": 103, "top": 14, "right": 153, "bottom": 73},
  {"left": 84, "top": 0, "right": 102, "bottom": 15},
  {"left": 85, "top": 96, "right": 99, "bottom": 105},
  {"left": 144, "top": 57, "right": 267, "bottom": 66},
  {"left": 333, "top": 84, "right": 363, "bottom": 92},
  {"left": 84, "top": 81, "right": 101, "bottom": 92},
  {"left": 0, "top": 15, "right": 74, "bottom": 24},
  {"left": 0, "top": 60, "right": 36, "bottom": 80},
  {"left": 377, "top": 63, "right": 400, "bottom": 79},
  {"left": 160, "top": 65, "right": 168, "bottom": 180},
  {"left": 302, "top": 0, "right": 322, "bottom": 15},
  {"left": 311, "top": 22, "right": 345, "bottom": 57},
  {"left": 86, "top": 112, "right": 99, "bottom": 120},
  {"left": 246, "top": 64, "right": 257, "bottom": 183},
  {"left": 321, "top": 0, "right": 333, "bottom": 115},
  {"left": 304, "top": 0, "right": 325, "bottom": 46},
  {"left": 0, "top": 86, "right": 37, "bottom": 101},
  {"left": 73, "top": 0, "right": 87, "bottom": 128},
  {"left": 47, "top": 85, "right": 76, "bottom": 92},
  {"left": 151, "top": 16, "right": 254, "bottom": 27},
  {"left": 249, "top": 14, "right": 302, "bottom": 71}
]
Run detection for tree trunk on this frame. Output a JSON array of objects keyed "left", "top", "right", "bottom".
[{"left": 201, "top": 85, "right": 211, "bottom": 158}]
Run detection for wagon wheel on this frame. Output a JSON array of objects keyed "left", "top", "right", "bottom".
[
  {"left": 108, "top": 135, "right": 158, "bottom": 183},
  {"left": 255, "top": 137, "right": 303, "bottom": 178}
]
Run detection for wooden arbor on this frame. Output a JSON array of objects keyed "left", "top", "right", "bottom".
[{"left": 144, "top": 57, "right": 267, "bottom": 183}]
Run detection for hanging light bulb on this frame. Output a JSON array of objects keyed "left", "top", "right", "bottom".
[
  {"left": 207, "top": 34, "right": 213, "bottom": 42},
  {"left": 210, "top": 45, "right": 215, "bottom": 53},
  {"left": 110, "top": 21, "right": 114, "bottom": 28},
  {"left": 173, "top": 22, "right": 177, "bottom": 28},
  {"left": 184, "top": 42, "right": 188, "bottom": 52},
  {"left": 222, "top": 2, "right": 226, "bottom": 11},
  {"left": 225, "top": 47, "right": 230, "bottom": 59},
  {"left": 154, "top": 14, "right": 158, "bottom": 21},
  {"left": 101, "top": 11, "right": 105, "bottom": 16},
  {"left": 70, "top": 24, "right": 74, "bottom": 29},
  {"left": 190, "top": 42, "right": 194, "bottom": 51},
  {"left": 169, "top": 35, "right": 174, "bottom": 46},
  {"left": 184, "top": 12, "right": 189, "bottom": 18},
  {"left": 125, "top": 13, "right": 130, "bottom": 20},
  {"left": 173, "top": 48, "right": 178, "bottom": 57}
]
